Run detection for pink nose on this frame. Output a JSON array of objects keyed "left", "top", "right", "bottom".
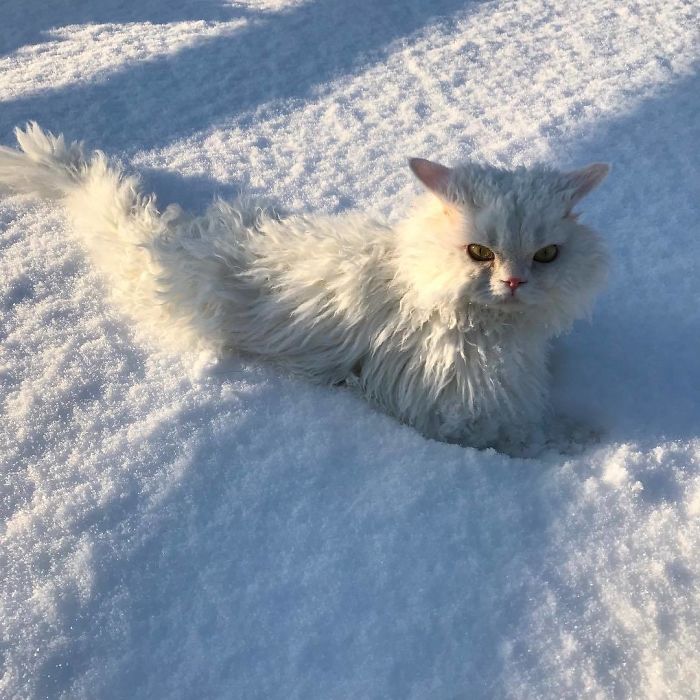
[{"left": 504, "top": 277, "right": 525, "bottom": 290}]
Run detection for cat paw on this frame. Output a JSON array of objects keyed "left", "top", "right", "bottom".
[{"left": 544, "top": 416, "right": 604, "bottom": 455}]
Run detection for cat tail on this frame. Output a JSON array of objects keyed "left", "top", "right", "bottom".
[
  {"left": 0, "top": 122, "right": 93, "bottom": 198},
  {"left": 0, "top": 121, "right": 163, "bottom": 245},
  {"left": 0, "top": 123, "right": 188, "bottom": 343}
]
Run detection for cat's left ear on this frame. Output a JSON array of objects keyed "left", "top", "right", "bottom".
[
  {"left": 562, "top": 163, "right": 610, "bottom": 212},
  {"left": 409, "top": 158, "right": 453, "bottom": 198}
]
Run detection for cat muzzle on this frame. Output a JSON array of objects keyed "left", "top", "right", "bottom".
[{"left": 503, "top": 277, "right": 527, "bottom": 296}]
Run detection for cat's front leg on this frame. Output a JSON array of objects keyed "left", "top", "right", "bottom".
[{"left": 437, "top": 395, "right": 547, "bottom": 455}]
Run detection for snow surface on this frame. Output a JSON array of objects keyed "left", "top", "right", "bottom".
[{"left": 1, "top": 0, "right": 700, "bottom": 697}]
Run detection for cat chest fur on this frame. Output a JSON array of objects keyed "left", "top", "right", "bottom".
[{"left": 357, "top": 309, "right": 550, "bottom": 446}]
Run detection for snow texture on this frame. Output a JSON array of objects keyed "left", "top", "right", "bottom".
[{"left": 1, "top": 0, "right": 699, "bottom": 698}]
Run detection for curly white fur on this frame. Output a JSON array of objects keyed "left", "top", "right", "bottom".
[{"left": 0, "top": 124, "right": 608, "bottom": 451}]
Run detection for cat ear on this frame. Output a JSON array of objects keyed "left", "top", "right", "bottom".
[
  {"left": 562, "top": 163, "right": 610, "bottom": 210},
  {"left": 409, "top": 158, "right": 453, "bottom": 197}
]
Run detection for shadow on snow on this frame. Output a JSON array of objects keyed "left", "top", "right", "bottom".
[
  {"left": 0, "top": 0, "right": 251, "bottom": 56},
  {"left": 0, "top": 0, "right": 483, "bottom": 154},
  {"left": 551, "top": 67, "right": 700, "bottom": 448}
]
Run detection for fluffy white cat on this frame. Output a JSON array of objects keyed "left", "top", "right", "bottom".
[{"left": 0, "top": 123, "right": 608, "bottom": 451}]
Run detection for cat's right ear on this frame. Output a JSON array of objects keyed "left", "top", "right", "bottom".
[{"left": 409, "top": 158, "right": 453, "bottom": 198}]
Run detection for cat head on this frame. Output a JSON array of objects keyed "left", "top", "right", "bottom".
[{"left": 402, "top": 157, "right": 609, "bottom": 333}]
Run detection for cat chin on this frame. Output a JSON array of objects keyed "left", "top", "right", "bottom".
[
  {"left": 494, "top": 294, "right": 524, "bottom": 303},
  {"left": 468, "top": 299, "right": 530, "bottom": 319},
  {"left": 488, "top": 295, "right": 530, "bottom": 309}
]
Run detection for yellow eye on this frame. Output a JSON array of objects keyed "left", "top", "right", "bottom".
[
  {"left": 533, "top": 244, "right": 559, "bottom": 263},
  {"left": 466, "top": 244, "right": 495, "bottom": 262}
]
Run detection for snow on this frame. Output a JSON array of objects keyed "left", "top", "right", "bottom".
[{"left": 1, "top": 0, "right": 699, "bottom": 697}]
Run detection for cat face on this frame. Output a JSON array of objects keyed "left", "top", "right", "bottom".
[
  {"left": 457, "top": 196, "right": 600, "bottom": 311},
  {"left": 407, "top": 158, "right": 609, "bottom": 328}
]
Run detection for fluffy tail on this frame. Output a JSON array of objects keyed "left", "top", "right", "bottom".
[
  {"left": 0, "top": 123, "right": 188, "bottom": 339},
  {"left": 0, "top": 122, "right": 89, "bottom": 198},
  {"left": 0, "top": 121, "right": 163, "bottom": 247}
]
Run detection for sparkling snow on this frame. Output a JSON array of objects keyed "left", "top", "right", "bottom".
[{"left": 1, "top": 0, "right": 699, "bottom": 697}]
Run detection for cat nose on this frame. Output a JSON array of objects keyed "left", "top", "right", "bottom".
[{"left": 503, "top": 277, "right": 526, "bottom": 290}]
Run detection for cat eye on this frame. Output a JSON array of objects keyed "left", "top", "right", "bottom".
[
  {"left": 466, "top": 244, "right": 495, "bottom": 262},
  {"left": 533, "top": 245, "right": 558, "bottom": 263}
]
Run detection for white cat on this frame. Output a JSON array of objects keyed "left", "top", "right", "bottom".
[{"left": 0, "top": 123, "right": 608, "bottom": 452}]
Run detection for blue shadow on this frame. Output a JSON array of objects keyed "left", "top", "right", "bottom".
[
  {"left": 0, "top": 0, "right": 250, "bottom": 56},
  {"left": 551, "top": 67, "right": 700, "bottom": 447},
  {"left": 0, "top": 0, "right": 483, "bottom": 154}
]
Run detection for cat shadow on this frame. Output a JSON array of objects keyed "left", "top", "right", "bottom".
[
  {"left": 139, "top": 168, "right": 240, "bottom": 214},
  {"left": 0, "top": 0, "right": 486, "bottom": 154},
  {"left": 550, "top": 68, "right": 700, "bottom": 450}
]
